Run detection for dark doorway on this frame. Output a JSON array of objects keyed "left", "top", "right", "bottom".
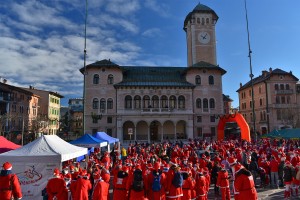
[{"left": 150, "top": 121, "right": 158, "bottom": 141}]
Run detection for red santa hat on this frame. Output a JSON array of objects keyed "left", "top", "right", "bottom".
[
  {"left": 135, "top": 164, "right": 142, "bottom": 170},
  {"left": 220, "top": 164, "right": 225, "bottom": 169},
  {"left": 169, "top": 157, "right": 178, "bottom": 166},
  {"left": 101, "top": 173, "right": 110, "bottom": 183},
  {"left": 53, "top": 168, "right": 60, "bottom": 176},
  {"left": 234, "top": 163, "right": 244, "bottom": 173},
  {"left": 122, "top": 166, "right": 129, "bottom": 172},
  {"left": 228, "top": 157, "right": 237, "bottom": 166},
  {"left": 2, "top": 162, "right": 12, "bottom": 170},
  {"left": 93, "top": 172, "right": 101, "bottom": 180},
  {"left": 64, "top": 173, "right": 72, "bottom": 180},
  {"left": 154, "top": 162, "right": 160, "bottom": 171},
  {"left": 285, "top": 161, "right": 292, "bottom": 166}
]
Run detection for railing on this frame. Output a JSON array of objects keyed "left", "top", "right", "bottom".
[{"left": 275, "top": 89, "right": 293, "bottom": 94}]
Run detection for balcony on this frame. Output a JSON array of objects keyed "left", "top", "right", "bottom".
[{"left": 275, "top": 89, "right": 293, "bottom": 95}]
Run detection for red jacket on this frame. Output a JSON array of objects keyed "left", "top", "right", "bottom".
[
  {"left": 234, "top": 169, "right": 257, "bottom": 200},
  {"left": 147, "top": 170, "right": 167, "bottom": 200},
  {"left": 0, "top": 173, "right": 22, "bottom": 200},
  {"left": 269, "top": 159, "right": 279, "bottom": 172},
  {"left": 181, "top": 176, "right": 195, "bottom": 200},
  {"left": 113, "top": 171, "right": 129, "bottom": 200},
  {"left": 46, "top": 176, "right": 68, "bottom": 200},
  {"left": 72, "top": 177, "right": 92, "bottom": 200},
  {"left": 166, "top": 168, "right": 183, "bottom": 200},
  {"left": 216, "top": 169, "right": 230, "bottom": 188},
  {"left": 126, "top": 171, "right": 146, "bottom": 200},
  {"left": 92, "top": 179, "right": 109, "bottom": 200},
  {"left": 195, "top": 174, "right": 207, "bottom": 200}
]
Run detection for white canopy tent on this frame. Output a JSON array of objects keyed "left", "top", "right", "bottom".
[{"left": 0, "top": 135, "right": 88, "bottom": 200}]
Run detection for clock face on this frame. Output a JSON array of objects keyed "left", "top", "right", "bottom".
[{"left": 198, "top": 31, "right": 210, "bottom": 44}]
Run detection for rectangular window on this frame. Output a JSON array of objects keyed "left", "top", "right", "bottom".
[
  {"left": 92, "top": 118, "right": 98, "bottom": 123},
  {"left": 197, "top": 116, "right": 202, "bottom": 123},
  {"left": 107, "top": 116, "right": 112, "bottom": 124},
  {"left": 197, "top": 127, "right": 203, "bottom": 137},
  {"left": 210, "top": 116, "right": 215, "bottom": 122},
  {"left": 107, "top": 128, "right": 112, "bottom": 136},
  {"left": 277, "top": 110, "right": 282, "bottom": 120},
  {"left": 211, "top": 127, "right": 216, "bottom": 136}
]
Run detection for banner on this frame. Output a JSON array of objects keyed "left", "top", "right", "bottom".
[{"left": 13, "top": 163, "right": 59, "bottom": 200}]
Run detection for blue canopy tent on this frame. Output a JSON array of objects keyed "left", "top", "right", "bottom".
[
  {"left": 70, "top": 134, "right": 108, "bottom": 148},
  {"left": 93, "top": 132, "right": 120, "bottom": 152},
  {"left": 70, "top": 134, "right": 108, "bottom": 162}
]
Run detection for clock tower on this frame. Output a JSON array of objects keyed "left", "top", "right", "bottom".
[{"left": 184, "top": 3, "right": 218, "bottom": 66}]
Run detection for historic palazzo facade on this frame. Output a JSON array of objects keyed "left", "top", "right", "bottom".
[{"left": 81, "top": 4, "right": 228, "bottom": 143}]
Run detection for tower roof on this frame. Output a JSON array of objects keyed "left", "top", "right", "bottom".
[{"left": 184, "top": 3, "right": 218, "bottom": 31}]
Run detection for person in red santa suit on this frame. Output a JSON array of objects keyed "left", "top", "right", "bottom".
[
  {"left": 126, "top": 164, "right": 147, "bottom": 200},
  {"left": 91, "top": 171, "right": 110, "bottom": 200},
  {"left": 0, "top": 162, "right": 22, "bottom": 200},
  {"left": 147, "top": 162, "right": 167, "bottom": 200},
  {"left": 181, "top": 168, "right": 195, "bottom": 200},
  {"left": 195, "top": 168, "right": 207, "bottom": 200},
  {"left": 113, "top": 166, "right": 130, "bottom": 200},
  {"left": 216, "top": 164, "right": 231, "bottom": 200},
  {"left": 72, "top": 170, "right": 92, "bottom": 200},
  {"left": 233, "top": 163, "right": 257, "bottom": 200},
  {"left": 46, "top": 168, "right": 68, "bottom": 200},
  {"left": 166, "top": 158, "right": 183, "bottom": 200}
]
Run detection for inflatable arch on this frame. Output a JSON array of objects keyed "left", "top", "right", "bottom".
[{"left": 217, "top": 113, "right": 251, "bottom": 141}]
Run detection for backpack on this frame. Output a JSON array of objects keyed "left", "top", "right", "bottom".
[
  {"left": 152, "top": 171, "right": 162, "bottom": 192},
  {"left": 132, "top": 169, "right": 144, "bottom": 191},
  {"left": 116, "top": 170, "right": 128, "bottom": 185},
  {"left": 172, "top": 171, "right": 183, "bottom": 188}
]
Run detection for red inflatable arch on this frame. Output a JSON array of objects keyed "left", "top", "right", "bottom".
[{"left": 217, "top": 113, "right": 251, "bottom": 141}]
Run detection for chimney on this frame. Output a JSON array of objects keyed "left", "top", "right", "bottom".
[
  {"left": 269, "top": 67, "right": 273, "bottom": 73},
  {"left": 262, "top": 70, "right": 268, "bottom": 77},
  {"left": 3, "top": 79, "right": 7, "bottom": 84},
  {"left": 240, "top": 83, "right": 243, "bottom": 88}
]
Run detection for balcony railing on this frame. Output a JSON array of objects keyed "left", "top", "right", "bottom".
[{"left": 275, "top": 89, "right": 293, "bottom": 94}]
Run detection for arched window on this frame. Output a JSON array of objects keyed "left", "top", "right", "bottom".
[
  {"left": 206, "top": 18, "right": 209, "bottom": 24},
  {"left": 107, "top": 74, "right": 114, "bottom": 84},
  {"left": 161, "top": 95, "right": 168, "bottom": 108},
  {"left": 286, "top": 84, "right": 290, "bottom": 90},
  {"left": 196, "top": 98, "right": 201, "bottom": 108},
  {"left": 152, "top": 95, "right": 159, "bottom": 108},
  {"left": 134, "top": 96, "right": 141, "bottom": 109},
  {"left": 143, "top": 95, "right": 150, "bottom": 108},
  {"left": 287, "top": 96, "right": 291, "bottom": 104},
  {"left": 195, "top": 75, "right": 201, "bottom": 85},
  {"left": 92, "top": 98, "right": 99, "bottom": 109},
  {"left": 125, "top": 95, "right": 132, "bottom": 109},
  {"left": 93, "top": 74, "right": 99, "bottom": 84},
  {"left": 178, "top": 95, "right": 185, "bottom": 109},
  {"left": 107, "top": 98, "right": 113, "bottom": 109},
  {"left": 209, "top": 98, "right": 215, "bottom": 109},
  {"left": 208, "top": 75, "right": 214, "bottom": 85},
  {"left": 100, "top": 98, "right": 106, "bottom": 111},
  {"left": 203, "top": 98, "right": 208, "bottom": 112},
  {"left": 169, "top": 95, "right": 176, "bottom": 109}
]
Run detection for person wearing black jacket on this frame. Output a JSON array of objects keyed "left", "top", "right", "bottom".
[
  {"left": 211, "top": 161, "right": 222, "bottom": 196},
  {"left": 278, "top": 157, "right": 285, "bottom": 187},
  {"left": 283, "top": 161, "right": 295, "bottom": 199},
  {"left": 248, "top": 157, "right": 259, "bottom": 186}
]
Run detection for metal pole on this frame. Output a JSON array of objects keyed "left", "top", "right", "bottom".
[
  {"left": 83, "top": 0, "right": 88, "bottom": 135},
  {"left": 244, "top": 0, "right": 256, "bottom": 141},
  {"left": 21, "top": 116, "right": 24, "bottom": 146}
]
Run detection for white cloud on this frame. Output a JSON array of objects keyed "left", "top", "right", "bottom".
[
  {"left": 142, "top": 28, "right": 162, "bottom": 37},
  {"left": 144, "top": 0, "right": 171, "bottom": 18}
]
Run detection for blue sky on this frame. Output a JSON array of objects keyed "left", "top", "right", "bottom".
[{"left": 1, "top": 0, "right": 300, "bottom": 108}]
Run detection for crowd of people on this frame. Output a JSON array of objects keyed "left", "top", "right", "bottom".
[{"left": 2, "top": 137, "right": 300, "bottom": 200}]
